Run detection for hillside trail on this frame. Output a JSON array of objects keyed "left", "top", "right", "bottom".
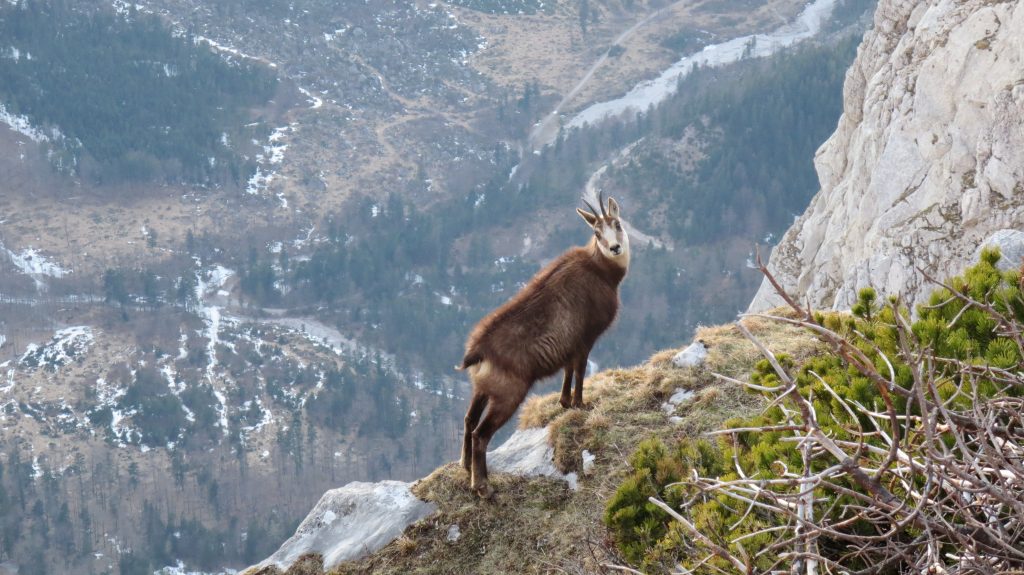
[{"left": 528, "top": 0, "right": 688, "bottom": 150}]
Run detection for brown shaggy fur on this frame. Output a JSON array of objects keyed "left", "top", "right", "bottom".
[{"left": 458, "top": 204, "right": 628, "bottom": 498}]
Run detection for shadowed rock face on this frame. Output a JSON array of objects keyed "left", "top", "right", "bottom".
[{"left": 750, "top": 0, "right": 1024, "bottom": 312}]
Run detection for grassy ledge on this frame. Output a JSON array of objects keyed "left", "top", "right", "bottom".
[{"left": 254, "top": 310, "right": 822, "bottom": 575}]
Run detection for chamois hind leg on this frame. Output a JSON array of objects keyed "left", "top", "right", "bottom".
[
  {"left": 461, "top": 393, "right": 488, "bottom": 472},
  {"left": 471, "top": 389, "right": 524, "bottom": 499},
  {"left": 559, "top": 366, "right": 574, "bottom": 408},
  {"left": 570, "top": 353, "right": 589, "bottom": 409}
]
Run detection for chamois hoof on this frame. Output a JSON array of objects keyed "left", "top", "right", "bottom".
[
  {"left": 559, "top": 396, "right": 572, "bottom": 409},
  {"left": 473, "top": 482, "right": 495, "bottom": 500},
  {"left": 570, "top": 398, "right": 586, "bottom": 409}
]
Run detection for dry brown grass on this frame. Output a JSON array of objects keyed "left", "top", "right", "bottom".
[
  {"left": 549, "top": 408, "right": 591, "bottom": 473},
  {"left": 518, "top": 392, "right": 566, "bottom": 429},
  {"left": 696, "top": 309, "right": 823, "bottom": 378},
  {"left": 247, "top": 554, "right": 325, "bottom": 575}
]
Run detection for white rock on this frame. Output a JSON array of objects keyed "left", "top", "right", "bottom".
[
  {"left": 974, "top": 229, "right": 1024, "bottom": 271},
  {"left": 662, "top": 389, "right": 695, "bottom": 417},
  {"left": 750, "top": 0, "right": 1024, "bottom": 312},
  {"left": 489, "top": 427, "right": 579, "bottom": 490},
  {"left": 255, "top": 481, "right": 436, "bottom": 571},
  {"left": 446, "top": 524, "right": 461, "bottom": 542},
  {"left": 672, "top": 341, "right": 708, "bottom": 368}
]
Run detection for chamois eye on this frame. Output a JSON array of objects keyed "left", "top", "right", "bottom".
[
  {"left": 594, "top": 230, "right": 601, "bottom": 238},
  {"left": 614, "top": 221, "right": 622, "bottom": 231}
]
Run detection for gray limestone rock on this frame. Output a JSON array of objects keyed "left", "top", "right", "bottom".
[{"left": 750, "top": 0, "right": 1024, "bottom": 312}]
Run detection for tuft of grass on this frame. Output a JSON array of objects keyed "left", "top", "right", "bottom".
[
  {"left": 244, "top": 554, "right": 325, "bottom": 575},
  {"left": 696, "top": 311, "right": 823, "bottom": 378},
  {"left": 286, "top": 555, "right": 326, "bottom": 575},
  {"left": 394, "top": 536, "right": 417, "bottom": 556},
  {"left": 549, "top": 408, "right": 590, "bottom": 474},
  {"left": 517, "top": 393, "right": 564, "bottom": 429}
]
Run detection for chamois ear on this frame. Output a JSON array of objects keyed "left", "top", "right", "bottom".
[
  {"left": 577, "top": 207, "right": 599, "bottom": 227},
  {"left": 607, "top": 197, "right": 620, "bottom": 218}
]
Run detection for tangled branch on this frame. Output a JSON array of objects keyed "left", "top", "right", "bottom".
[{"left": 655, "top": 253, "right": 1024, "bottom": 574}]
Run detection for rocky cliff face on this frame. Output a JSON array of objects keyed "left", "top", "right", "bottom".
[{"left": 750, "top": 0, "right": 1024, "bottom": 311}]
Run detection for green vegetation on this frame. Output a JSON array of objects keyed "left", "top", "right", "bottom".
[
  {"left": 0, "top": 0, "right": 277, "bottom": 185},
  {"left": 605, "top": 249, "right": 1024, "bottom": 572}
]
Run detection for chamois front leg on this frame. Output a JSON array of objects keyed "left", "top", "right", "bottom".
[
  {"left": 559, "top": 366, "right": 574, "bottom": 408},
  {"left": 570, "top": 353, "right": 589, "bottom": 409}
]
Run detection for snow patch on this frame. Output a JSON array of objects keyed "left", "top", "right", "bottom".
[
  {"left": 207, "top": 266, "right": 235, "bottom": 291},
  {"left": 194, "top": 267, "right": 234, "bottom": 435},
  {"left": 563, "top": 0, "right": 838, "bottom": 135},
  {"left": 246, "top": 124, "right": 294, "bottom": 200},
  {"left": 194, "top": 35, "right": 278, "bottom": 68},
  {"left": 20, "top": 326, "right": 94, "bottom": 370},
  {"left": 298, "top": 87, "right": 324, "bottom": 110},
  {"left": 3, "top": 244, "right": 69, "bottom": 291},
  {"left": 0, "top": 103, "right": 52, "bottom": 143},
  {"left": 582, "top": 449, "right": 596, "bottom": 475},
  {"left": 255, "top": 481, "right": 436, "bottom": 571}
]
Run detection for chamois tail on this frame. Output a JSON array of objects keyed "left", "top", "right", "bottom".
[{"left": 456, "top": 351, "right": 483, "bottom": 371}]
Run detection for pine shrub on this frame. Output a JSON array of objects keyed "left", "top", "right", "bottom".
[{"left": 604, "top": 248, "right": 1024, "bottom": 572}]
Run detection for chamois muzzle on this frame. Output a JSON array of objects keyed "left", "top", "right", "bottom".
[{"left": 610, "top": 244, "right": 622, "bottom": 255}]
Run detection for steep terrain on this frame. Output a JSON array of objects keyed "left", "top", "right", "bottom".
[
  {"left": 0, "top": 0, "right": 871, "bottom": 572},
  {"left": 750, "top": 0, "right": 1024, "bottom": 311},
  {"left": 232, "top": 0, "right": 1024, "bottom": 571},
  {"left": 245, "top": 315, "right": 822, "bottom": 574}
]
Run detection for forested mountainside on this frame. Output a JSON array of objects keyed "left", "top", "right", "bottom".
[
  {"left": 0, "top": 1, "right": 278, "bottom": 185},
  {"left": 0, "top": 0, "right": 873, "bottom": 572},
  {"left": 241, "top": 26, "right": 867, "bottom": 377}
]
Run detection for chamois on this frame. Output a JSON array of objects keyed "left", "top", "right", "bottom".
[{"left": 458, "top": 193, "right": 630, "bottom": 498}]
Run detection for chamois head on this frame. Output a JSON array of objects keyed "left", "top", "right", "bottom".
[{"left": 577, "top": 192, "right": 630, "bottom": 267}]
